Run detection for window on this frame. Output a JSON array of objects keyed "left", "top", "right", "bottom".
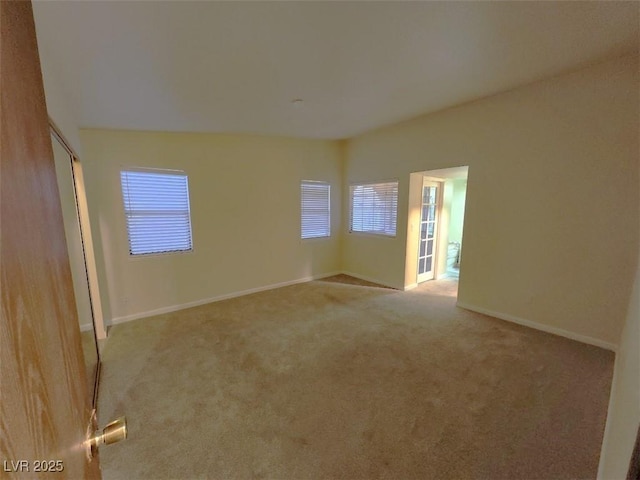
[
  {"left": 120, "top": 169, "right": 193, "bottom": 256},
  {"left": 350, "top": 181, "right": 398, "bottom": 236},
  {"left": 301, "top": 181, "right": 330, "bottom": 239}
]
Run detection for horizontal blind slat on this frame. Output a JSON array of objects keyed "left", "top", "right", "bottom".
[
  {"left": 350, "top": 181, "right": 398, "bottom": 236},
  {"left": 301, "top": 181, "right": 330, "bottom": 239},
  {"left": 121, "top": 169, "right": 193, "bottom": 255}
]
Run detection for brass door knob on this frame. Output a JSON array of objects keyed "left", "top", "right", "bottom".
[
  {"left": 86, "top": 416, "right": 127, "bottom": 459},
  {"left": 100, "top": 416, "right": 128, "bottom": 445}
]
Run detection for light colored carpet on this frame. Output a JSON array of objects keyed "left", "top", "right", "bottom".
[{"left": 98, "top": 276, "right": 613, "bottom": 479}]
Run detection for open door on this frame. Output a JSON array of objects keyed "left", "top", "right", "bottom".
[
  {"left": 417, "top": 179, "right": 440, "bottom": 283},
  {"left": 1, "top": 2, "right": 102, "bottom": 477}
]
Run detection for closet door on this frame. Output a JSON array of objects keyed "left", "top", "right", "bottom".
[{"left": 51, "top": 130, "right": 100, "bottom": 403}]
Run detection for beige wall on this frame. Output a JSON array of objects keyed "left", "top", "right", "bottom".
[
  {"left": 343, "top": 55, "right": 639, "bottom": 346},
  {"left": 80, "top": 130, "right": 343, "bottom": 323}
]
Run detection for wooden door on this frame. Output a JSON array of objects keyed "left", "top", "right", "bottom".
[{"left": 0, "top": 1, "right": 101, "bottom": 478}]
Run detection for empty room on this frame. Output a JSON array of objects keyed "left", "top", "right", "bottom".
[{"left": 2, "top": 1, "right": 639, "bottom": 479}]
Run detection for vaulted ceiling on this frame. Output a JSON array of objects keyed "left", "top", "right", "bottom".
[{"left": 33, "top": 1, "right": 639, "bottom": 139}]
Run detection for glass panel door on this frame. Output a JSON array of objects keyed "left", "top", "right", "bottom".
[{"left": 417, "top": 180, "right": 439, "bottom": 283}]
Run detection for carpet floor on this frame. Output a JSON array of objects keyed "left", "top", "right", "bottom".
[{"left": 98, "top": 276, "right": 613, "bottom": 479}]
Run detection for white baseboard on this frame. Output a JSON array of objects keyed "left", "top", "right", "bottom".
[
  {"left": 340, "top": 270, "right": 401, "bottom": 290},
  {"left": 456, "top": 301, "right": 617, "bottom": 352},
  {"left": 109, "top": 271, "right": 342, "bottom": 327},
  {"left": 79, "top": 323, "right": 94, "bottom": 332},
  {"left": 404, "top": 283, "right": 418, "bottom": 291}
]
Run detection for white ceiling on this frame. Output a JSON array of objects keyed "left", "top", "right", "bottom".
[{"left": 33, "top": 1, "right": 639, "bottom": 140}]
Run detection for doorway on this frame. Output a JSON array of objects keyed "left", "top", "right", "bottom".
[{"left": 405, "top": 166, "right": 468, "bottom": 289}]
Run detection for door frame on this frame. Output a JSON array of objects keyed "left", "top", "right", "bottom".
[
  {"left": 51, "top": 123, "right": 104, "bottom": 408},
  {"left": 50, "top": 122, "right": 107, "bottom": 341},
  {"left": 404, "top": 167, "right": 469, "bottom": 290}
]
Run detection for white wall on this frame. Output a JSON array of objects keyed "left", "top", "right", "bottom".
[
  {"left": 436, "top": 179, "right": 453, "bottom": 279},
  {"left": 80, "top": 130, "right": 343, "bottom": 323},
  {"left": 598, "top": 247, "right": 640, "bottom": 478},
  {"left": 343, "top": 55, "right": 639, "bottom": 347},
  {"left": 448, "top": 179, "right": 467, "bottom": 244},
  {"left": 38, "top": 48, "right": 83, "bottom": 155}
]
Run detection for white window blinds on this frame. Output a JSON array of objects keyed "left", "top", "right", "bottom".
[
  {"left": 301, "top": 181, "right": 330, "bottom": 239},
  {"left": 350, "top": 181, "right": 398, "bottom": 236},
  {"left": 120, "top": 169, "right": 193, "bottom": 255}
]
